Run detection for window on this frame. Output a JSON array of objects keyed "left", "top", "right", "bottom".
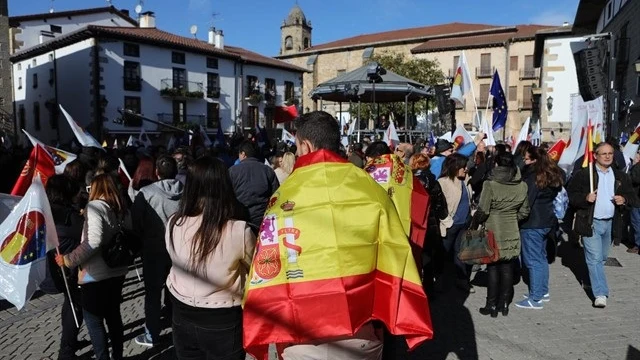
[
  {"left": 524, "top": 55, "right": 534, "bottom": 71},
  {"left": 172, "top": 52, "right": 185, "bottom": 64},
  {"left": 50, "top": 25, "right": 62, "bottom": 33},
  {"left": 172, "top": 68, "right": 186, "bottom": 89},
  {"left": 49, "top": 69, "right": 54, "bottom": 85},
  {"left": 18, "top": 105, "right": 25, "bottom": 130},
  {"left": 17, "top": 63, "right": 21, "bottom": 71},
  {"left": 33, "top": 102, "right": 41, "bottom": 131},
  {"left": 480, "top": 53, "right": 491, "bottom": 71},
  {"left": 479, "top": 84, "right": 490, "bottom": 104},
  {"left": 285, "top": 36, "right": 293, "bottom": 50},
  {"left": 509, "top": 86, "right": 517, "bottom": 101},
  {"left": 284, "top": 81, "right": 294, "bottom": 101},
  {"left": 18, "top": 77, "right": 22, "bottom": 89},
  {"left": 510, "top": 56, "right": 518, "bottom": 70},
  {"left": 124, "top": 96, "right": 142, "bottom": 126},
  {"left": 247, "top": 75, "right": 258, "bottom": 94},
  {"left": 173, "top": 100, "right": 186, "bottom": 123},
  {"left": 207, "top": 73, "right": 220, "bottom": 98},
  {"left": 522, "top": 85, "right": 532, "bottom": 108},
  {"left": 304, "top": 38, "right": 310, "bottom": 49},
  {"left": 206, "top": 57, "right": 219, "bottom": 69},
  {"left": 32, "top": 74, "right": 38, "bottom": 88},
  {"left": 607, "top": 1, "right": 613, "bottom": 20},
  {"left": 123, "top": 61, "right": 141, "bottom": 91},
  {"left": 264, "top": 107, "right": 274, "bottom": 128},
  {"left": 32, "top": 59, "right": 37, "bottom": 67},
  {"left": 207, "top": 102, "right": 220, "bottom": 128},
  {"left": 123, "top": 43, "right": 140, "bottom": 57},
  {"left": 336, "top": 69, "right": 346, "bottom": 76},
  {"left": 48, "top": 54, "right": 54, "bottom": 62},
  {"left": 265, "top": 78, "right": 276, "bottom": 102}
]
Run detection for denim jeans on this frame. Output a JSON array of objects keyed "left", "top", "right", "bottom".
[
  {"left": 171, "top": 294, "right": 245, "bottom": 360},
  {"left": 442, "top": 223, "right": 471, "bottom": 280},
  {"left": 143, "top": 251, "right": 172, "bottom": 342},
  {"left": 81, "top": 276, "right": 125, "bottom": 360},
  {"left": 58, "top": 283, "right": 83, "bottom": 360},
  {"left": 630, "top": 208, "right": 640, "bottom": 247},
  {"left": 520, "top": 228, "right": 551, "bottom": 301},
  {"left": 582, "top": 219, "right": 612, "bottom": 297}
]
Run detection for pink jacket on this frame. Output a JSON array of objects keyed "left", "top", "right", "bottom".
[{"left": 165, "top": 218, "right": 256, "bottom": 309}]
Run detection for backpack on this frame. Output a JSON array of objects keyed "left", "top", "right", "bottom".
[{"left": 553, "top": 187, "right": 569, "bottom": 220}]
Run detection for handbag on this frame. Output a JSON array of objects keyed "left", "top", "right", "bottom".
[{"left": 457, "top": 226, "right": 499, "bottom": 265}]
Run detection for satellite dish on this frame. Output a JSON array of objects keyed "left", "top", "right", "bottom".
[
  {"left": 190, "top": 25, "right": 198, "bottom": 37},
  {"left": 134, "top": 4, "right": 143, "bottom": 14}
]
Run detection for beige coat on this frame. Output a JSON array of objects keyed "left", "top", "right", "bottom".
[{"left": 437, "top": 176, "right": 473, "bottom": 237}]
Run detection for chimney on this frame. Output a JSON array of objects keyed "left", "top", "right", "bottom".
[
  {"left": 208, "top": 27, "right": 216, "bottom": 45},
  {"left": 214, "top": 30, "right": 224, "bottom": 50},
  {"left": 139, "top": 11, "right": 156, "bottom": 28}
]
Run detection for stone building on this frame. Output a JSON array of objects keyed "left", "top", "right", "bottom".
[
  {"left": 0, "top": 0, "right": 12, "bottom": 130},
  {"left": 276, "top": 4, "right": 556, "bottom": 136}
]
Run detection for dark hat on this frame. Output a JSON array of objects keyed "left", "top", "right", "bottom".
[{"left": 435, "top": 139, "right": 453, "bottom": 155}]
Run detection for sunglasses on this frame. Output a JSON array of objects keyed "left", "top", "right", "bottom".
[{"left": 86, "top": 186, "right": 92, "bottom": 193}]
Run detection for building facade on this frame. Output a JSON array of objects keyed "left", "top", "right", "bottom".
[
  {"left": 276, "top": 4, "right": 555, "bottom": 136},
  {"left": 0, "top": 0, "right": 12, "bottom": 124},
  {"left": 11, "top": 10, "right": 304, "bottom": 146}
]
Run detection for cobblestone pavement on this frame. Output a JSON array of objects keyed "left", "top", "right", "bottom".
[{"left": 1, "top": 241, "right": 639, "bottom": 360}]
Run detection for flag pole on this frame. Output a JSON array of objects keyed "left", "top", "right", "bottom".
[
  {"left": 589, "top": 161, "right": 594, "bottom": 193},
  {"left": 56, "top": 248, "right": 80, "bottom": 328}
]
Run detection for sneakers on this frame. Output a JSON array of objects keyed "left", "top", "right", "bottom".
[
  {"left": 135, "top": 334, "right": 154, "bottom": 347},
  {"left": 627, "top": 246, "right": 639, "bottom": 254},
  {"left": 594, "top": 296, "right": 607, "bottom": 308},
  {"left": 523, "top": 293, "right": 550, "bottom": 302},
  {"left": 515, "top": 298, "right": 543, "bottom": 309}
]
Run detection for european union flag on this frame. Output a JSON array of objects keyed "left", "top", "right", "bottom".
[{"left": 491, "top": 70, "right": 507, "bottom": 132}]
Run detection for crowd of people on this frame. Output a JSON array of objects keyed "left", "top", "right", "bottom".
[{"left": 4, "top": 110, "right": 638, "bottom": 360}]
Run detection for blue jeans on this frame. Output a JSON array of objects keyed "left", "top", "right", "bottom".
[
  {"left": 582, "top": 219, "right": 612, "bottom": 297},
  {"left": 630, "top": 208, "right": 640, "bottom": 247},
  {"left": 520, "top": 228, "right": 551, "bottom": 301}
]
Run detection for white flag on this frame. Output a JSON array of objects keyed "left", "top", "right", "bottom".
[
  {"left": 200, "top": 125, "right": 213, "bottom": 148},
  {"left": 513, "top": 117, "right": 531, "bottom": 153},
  {"left": 450, "top": 51, "right": 472, "bottom": 105},
  {"left": 167, "top": 135, "right": 176, "bottom": 151},
  {"left": 479, "top": 117, "right": 496, "bottom": 146},
  {"left": 559, "top": 109, "right": 588, "bottom": 174},
  {"left": 282, "top": 129, "right": 295, "bottom": 144},
  {"left": 383, "top": 121, "right": 400, "bottom": 149},
  {"left": 347, "top": 119, "right": 357, "bottom": 136},
  {"left": 0, "top": 177, "right": 58, "bottom": 310},
  {"left": 451, "top": 124, "right": 473, "bottom": 149},
  {"left": 22, "top": 130, "right": 77, "bottom": 175},
  {"left": 126, "top": 135, "right": 136, "bottom": 148},
  {"left": 59, "top": 105, "right": 103, "bottom": 149},
  {"left": 531, "top": 120, "right": 541, "bottom": 146},
  {"left": 138, "top": 128, "right": 153, "bottom": 148}
]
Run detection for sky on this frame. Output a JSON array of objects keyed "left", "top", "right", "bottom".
[{"left": 11, "top": 0, "right": 580, "bottom": 57}]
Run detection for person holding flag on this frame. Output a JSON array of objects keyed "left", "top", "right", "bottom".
[
  {"left": 243, "top": 111, "right": 432, "bottom": 360},
  {"left": 567, "top": 142, "right": 637, "bottom": 308}
]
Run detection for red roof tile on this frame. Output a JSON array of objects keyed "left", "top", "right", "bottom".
[
  {"left": 411, "top": 25, "right": 555, "bottom": 53},
  {"left": 303, "top": 22, "right": 502, "bottom": 52},
  {"left": 224, "top": 45, "right": 308, "bottom": 72},
  {"left": 9, "top": 6, "right": 138, "bottom": 27}
]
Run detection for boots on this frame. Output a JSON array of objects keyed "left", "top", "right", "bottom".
[
  {"left": 480, "top": 263, "right": 499, "bottom": 318},
  {"left": 497, "top": 260, "right": 514, "bottom": 317}
]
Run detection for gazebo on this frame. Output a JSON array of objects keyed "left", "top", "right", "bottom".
[{"left": 310, "top": 63, "right": 432, "bottom": 130}]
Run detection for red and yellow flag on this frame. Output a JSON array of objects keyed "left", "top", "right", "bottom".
[
  {"left": 581, "top": 120, "right": 594, "bottom": 168},
  {"left": 364, "top": 154, "right": 429, "bottom": 263},
  {"left": 547, "top": 139, "right": 567, "bottom": 162},
  {"left": 243, "top": 150, "right": 433, "bottom": 359},
  {"left": 11, "top": 145, "right": 55, "bottom": 196}
]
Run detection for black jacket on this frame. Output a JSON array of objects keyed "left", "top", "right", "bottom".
[
  {"left": 567, "top": 166, "right": 638, "bottom": 238},
  {"left": 629, "top": 162, "right": 640, "bottom": 200},
  {"left": 415, "top": 169, "right": 448, "bottom": 235},
  {"left": 43, "top": 204, "right": 84, "bottom": 294},
  {"left": 520, "top": 166, "right": 561, "bottom": 229},
  {"left": 229, "top": 157, "right": 280, "bottom": 229}
]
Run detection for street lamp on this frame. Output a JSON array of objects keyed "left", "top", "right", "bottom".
[{"left": 546, "top": 96, "right": 554, "bottom": 111}]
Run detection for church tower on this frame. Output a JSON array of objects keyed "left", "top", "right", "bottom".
[{"left": 280, "top": 4, "right": 312, "bottom": 55}]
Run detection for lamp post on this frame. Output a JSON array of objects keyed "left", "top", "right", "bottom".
[
  {"left": 546, "top": 96, "right": 553, "bottom": 111},
  {"left": 367, "top": 62, "right": 386, "bottom": 122},
  {"left": 405, "top": 85, "right": 415, "bottom": 131}
]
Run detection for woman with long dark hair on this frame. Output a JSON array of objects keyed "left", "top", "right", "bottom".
[
  {"left": 516, "top": 147, "right": 563, "bottom": 309},
  {"left": 437, "top": 153, "right": 474, "bottom": 292},
  {"left": 472, "top": 153, "right": 529, "bottom": 317},
  {"left": 166, "top": 156, "right": 256, "bottom": 360},
  {"left": 55, "top": 174, "right": 130, "bottom": 360}
]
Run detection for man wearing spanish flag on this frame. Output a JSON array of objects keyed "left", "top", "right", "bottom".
[{"left": 243, "top": 111, "right": 433, "bottom": 359}]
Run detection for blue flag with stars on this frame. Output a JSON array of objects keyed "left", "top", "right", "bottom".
[{"left": 491, "top": 70, "right": 508, "bottom": 132}]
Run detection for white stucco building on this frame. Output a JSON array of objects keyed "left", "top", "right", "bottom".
[{"left": 10, "top": 8, "right": 305, "bottom": 146}]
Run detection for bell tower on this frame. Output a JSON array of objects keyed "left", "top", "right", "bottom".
[{"left": 280, "top": 4, "right": 312, "bottom": 56}]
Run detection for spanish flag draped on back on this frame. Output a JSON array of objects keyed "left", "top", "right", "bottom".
[{"left": 243, "top": 150, "right": 433, "bottom": 359}]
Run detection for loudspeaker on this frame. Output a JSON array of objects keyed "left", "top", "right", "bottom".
[
  {"left": 574, "top": 46, "right": 608, "bottom": 101},
  {"left": 434, "top": 85, "right": 452, "bottom": 114}
]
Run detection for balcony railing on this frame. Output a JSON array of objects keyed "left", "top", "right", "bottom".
[
  {"left": 160, "top": 79, "right": 204, "bottom": 99},
  {"left": 476, "top": 98, "right": 490, "bottom": 107},
  {"left": 265, "top": 89, "right": 277, "bottom": 105},
  {"left": 475, "top": 67, "right": 493, "bottom": 78},
  {"left": 124, "top": 77, "right": 142, "bottom": 91},
  {"left": 519, "top": 68, "right": 539, "bottom": 80},
  {"left": 157, "top": 113, "right": 206, "bottom": 126},
  {"left": 519, "top": 99, "right": 533, "bottom": 110},
  {"left": 207, "top": 86, "right": 221, "bottom": 98}
]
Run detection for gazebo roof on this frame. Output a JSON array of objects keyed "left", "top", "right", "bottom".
[{"left": 311, "top": 64, "right": 432, "bottom": 103}]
